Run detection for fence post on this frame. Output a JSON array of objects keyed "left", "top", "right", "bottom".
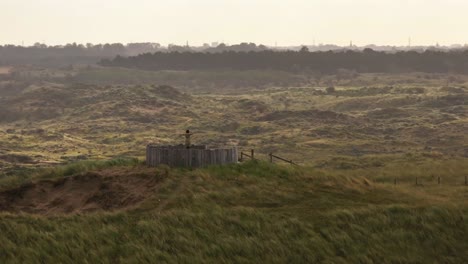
[
  {"left": 269, "top": 153, "right": 273, "bottom": 163},
  {"left": 251, "top": 149, "right": 254, "bottom": 160}
]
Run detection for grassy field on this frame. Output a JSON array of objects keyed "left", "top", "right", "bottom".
[
  {"left": 0, "top": 160, "right": 467, "bottom": 263},
  {"left": 0, "top": 67, "right": 467, "bottom": 262},
  {"left": 0, "top": 68, "right": 467, "bottom": 170}
]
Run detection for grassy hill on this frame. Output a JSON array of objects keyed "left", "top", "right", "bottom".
[
  {"left": 0, "top": 159, "right": 467, "bottom": 263},
  {"left": 0, "top": 67, "right": 467, "bottom": 262}
]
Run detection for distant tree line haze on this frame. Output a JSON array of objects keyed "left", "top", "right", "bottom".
[
  {"left": 0, "top": 43, "right": 161, "bottom": 66},
  {"left": 2, "top": 42, "right": 468, "bottom": 73},
  {"left": 0, "top": 42, "right": 268, "bottom": 66},
  {"left": 101, "top": 49, "right": 468, "bottom": 74}
]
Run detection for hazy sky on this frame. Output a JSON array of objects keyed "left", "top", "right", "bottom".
[{"left": 1, "top": 0, "right": 468, "bottom": 46}]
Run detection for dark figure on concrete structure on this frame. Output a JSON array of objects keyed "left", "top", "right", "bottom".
[{"left": 184, "top": 130, "right": 193, "bottom": 149}]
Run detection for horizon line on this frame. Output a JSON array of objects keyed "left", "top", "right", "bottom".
[{"left": 2, "top": 41, "right": 468, "bottom": 48}]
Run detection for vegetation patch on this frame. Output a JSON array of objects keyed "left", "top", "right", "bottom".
[
  {"left": 258, "top": 109, "right": 352, "bottom": 123},
  {"left": 0, "top": 160, "right": 467, "bottom": 262},
  {"left": 367, "top": 107, "right": 411, "bottom": 119},
  {"left": 150, "top": 84, "right": 190, "bottom": 101},
  {"left": 0, "top": 166, "right": 164, "bottom": 215},
  {"left": 0, "top": 154, "right": 35, "bottom": 164}
]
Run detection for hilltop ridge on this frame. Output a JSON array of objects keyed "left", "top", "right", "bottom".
[{"left": 0, "top": 160, "right": 467, "bottom": 262}]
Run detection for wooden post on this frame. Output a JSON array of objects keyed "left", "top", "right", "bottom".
[
  {"left": 269, "top": 153, "right": 273, "bottom": 163},
  {"left": 240, "top": 152, "right": 243, "bottom": 161},
  {"left": 251, "top": 149, "right": 254, "bottom": 160}
]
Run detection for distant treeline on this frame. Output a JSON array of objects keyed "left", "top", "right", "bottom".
[
  {"left": 0, "top": 42, "right": 268, "bottom": 67},
  {"left": 0, "top": 43, "right": 162, "bottom": 66},
  {"left": 100, "top": 49, "right": 468, "bottom": 74}
]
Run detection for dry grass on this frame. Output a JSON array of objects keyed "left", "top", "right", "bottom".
[
  {"left": 0, "top": 69, "right": 467, "bottom": 262},
  {"left": 0, "top": 160, "right": 467, "bottom": 263}
]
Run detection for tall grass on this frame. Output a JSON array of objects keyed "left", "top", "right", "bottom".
[
  {"left": 0, "top": 158, "right": 141, "bottom": 189},
  {"left": 0, "top": 160, "right": 467, "bottom": 263},
  {"left": 1, "top": 206, "right": 466, "bottom": 263}
]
